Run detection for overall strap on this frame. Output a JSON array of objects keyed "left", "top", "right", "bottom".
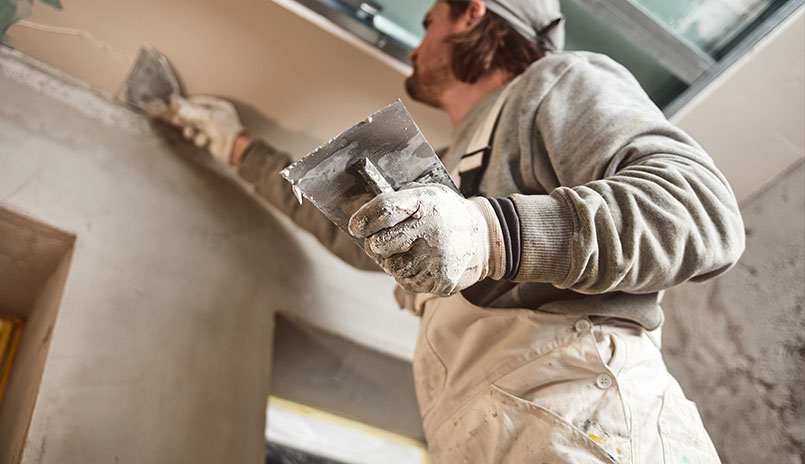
[
  {"left": 456, "top": 74, "right": 522, "bottom": 197},
  {"left": 458, "top": 112, "right": 504, "bottom": 197}
]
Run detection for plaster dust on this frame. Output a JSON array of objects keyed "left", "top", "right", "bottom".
[{"left": 291, "top": 183, "right": 305, "bottom": 205}]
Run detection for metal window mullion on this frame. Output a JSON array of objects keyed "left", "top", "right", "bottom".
[
  {"left": 665, "top": 0, "right": 805, "bottom": 117},
  {"left": 573, "top": 0, "right": 716, "bottom": 84}
]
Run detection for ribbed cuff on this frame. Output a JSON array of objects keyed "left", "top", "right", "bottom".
[
  {"left": 236, "top": 140, "right": 268, "bottom": 184},
  {"left": 510, "top": 193, "right": 574, "bottom": 283},
  {"left": 487, "top": 197, "right": 521, "bottom": 279},
  {"left": 470, "top": 197, "right": 506, "bottom": 280}
]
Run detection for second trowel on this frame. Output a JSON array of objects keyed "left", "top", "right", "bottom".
[{"left": 281, "top": 100, "right": 459, "bottom": 248}]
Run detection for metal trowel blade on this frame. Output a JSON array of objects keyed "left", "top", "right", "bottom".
[
  {"left": 120, "top": 46, "right": 182, "bottom": 116},
  {"left": 281, "top": 99, "right": 459, "bottom": 247}
]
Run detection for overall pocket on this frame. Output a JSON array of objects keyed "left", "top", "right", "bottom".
[
  {"left": 658, "top": 392, "right": 721, "bottom": 463},
  {"left": 429, "top": 385, "right": 617, "bottom": 464},
  {"left": 491, "top": 327, "right": 633, "bottom": 463}
]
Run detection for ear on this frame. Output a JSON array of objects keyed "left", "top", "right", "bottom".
[{"left": 465, "top": 1, "right": 487, "bottom": 26}]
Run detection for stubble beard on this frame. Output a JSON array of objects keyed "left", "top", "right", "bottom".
[{"left": 404, "top": 61, "right": 453, "bottom": 109}]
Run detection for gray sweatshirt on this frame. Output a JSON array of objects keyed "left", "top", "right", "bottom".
[{"left": 238, "top": 51, "right": 745, "bottom": 330}]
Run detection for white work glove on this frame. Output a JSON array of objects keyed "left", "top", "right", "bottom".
[
  {"left": 166, "top": 95, "right": 244, "bottom": 164},
  {"left": 348, "top": 184, "right": 505, "bottom": 296}
]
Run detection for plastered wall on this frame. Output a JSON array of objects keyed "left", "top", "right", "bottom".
[
  {"left": 672, "top": 8, "right": 805, "bottom": 202},
  {"left": 4, "top": 0, "right": 452, "bottom": 154},
  {"left": 1, "top": 47, "right": 274, "bottom": 463}
]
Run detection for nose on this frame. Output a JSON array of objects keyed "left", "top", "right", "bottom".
[{"left": 408, "top": 46, "right": 419, "bottom": 64}]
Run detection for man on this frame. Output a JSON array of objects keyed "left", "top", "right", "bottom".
[{"left": 169, "top": 1, "right": 744, "bottom": 462}]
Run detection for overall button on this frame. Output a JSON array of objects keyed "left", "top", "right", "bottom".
[
  {"left": 596, "top": 373, "right": 613, "bottom": 389},
  {"left": 574, "top": 319, "right": 592, "bottom": 332}
]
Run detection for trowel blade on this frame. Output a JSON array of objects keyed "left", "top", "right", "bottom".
[
  {"left": 121, "top": 46, "right": 182, "bottom": 115},
  {"left": 281, "top": 100, "right": 459, "bottom": 247}
]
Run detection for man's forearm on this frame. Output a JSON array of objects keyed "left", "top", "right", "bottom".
[
  {"left": 231, "top": 133, "right": 254, "bottom": 167},
  {"left": 235, "top": 137, "right": 381, "bottom": 272}
]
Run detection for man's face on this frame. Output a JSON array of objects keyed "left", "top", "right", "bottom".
[{"left": 405, "top": 2, "right": 463, "bottom": 108}]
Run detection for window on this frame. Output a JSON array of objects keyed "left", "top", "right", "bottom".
[{"left": 288, "top": 0, "right": 802, "bottom": 113}]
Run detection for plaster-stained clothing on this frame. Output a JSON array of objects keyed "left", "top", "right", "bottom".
[
  {"left": 238, "top": 51, "right": 744, "bottom": 331},
  {"left": 235, "top": 51, "right": 739, "bottom": 463},
  {"left": 439, "top": 51, "right": 745, "bottom": 330},
  {"left": 410, "top": 292, "right": 721, "bottom": 463}
]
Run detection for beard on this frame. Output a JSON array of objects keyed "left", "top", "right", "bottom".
[{"left": 404, "top": 59, "right": 453, "bottom": 108}]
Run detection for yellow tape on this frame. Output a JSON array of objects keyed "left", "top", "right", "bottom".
[
  {"left": 0, "top": 320, "right": 12, "bottom": 364},
  {"left": 0, "top": 323, "right": 23, "bottom": 405},
  {"left": 268, "top": 395, "right": 430, "bottom": 463}
]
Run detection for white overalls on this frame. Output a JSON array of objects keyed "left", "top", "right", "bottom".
[{"left": 404, "top": 78, "right": 722, "bottom": 464}]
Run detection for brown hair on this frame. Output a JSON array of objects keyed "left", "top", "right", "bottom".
[{"left": 445, "top": 1, "right": 545, "bottom": 83}]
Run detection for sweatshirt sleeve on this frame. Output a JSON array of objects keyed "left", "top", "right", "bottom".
[
  {"left": 237, "top": 140, "right": 381, "bottom": 272},
  {"left": 511, "top": 53, "right": 745, "bottom": 294}
]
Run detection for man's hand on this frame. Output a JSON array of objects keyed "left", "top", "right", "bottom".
[
  {"left": 348, "top": 184, "right": 504, "bottom": 296},
  {"left": 166, "top": 96, "right": 245, "bottom": 164}
]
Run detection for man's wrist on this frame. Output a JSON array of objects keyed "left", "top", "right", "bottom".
[
  {"left": 470, "top": 197, "right": 506, "bottom": 280},
  {"left": 486, "top": 197, "right": 522, "bottom": 280},
  {"left": 230, "top": 132, "right": 254, "bottom": 166}
]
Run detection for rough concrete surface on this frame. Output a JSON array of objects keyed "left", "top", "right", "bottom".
[
  {"left": 662, "top": 160, "right": 805, "bottom": 464},
  {"left": 0, "top": 45, "right": 275, "bottom": 463}
]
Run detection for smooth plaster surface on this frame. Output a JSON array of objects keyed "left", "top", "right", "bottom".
[
  {"left": 672, "top": 8, "right": 805, "bottom": 202},
  {"left": 0, "top": 46, "right": 418, "bottom": 463},
  {"left": 4, "top": 0, "right": 452, "bottom": 155}
]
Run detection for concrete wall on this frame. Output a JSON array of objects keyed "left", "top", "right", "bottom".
[
  {"left": 662, "top": 160, "right": 805, "bottom": 464},
  {"left": 1, "top": 47, "right": 281, "bottom": 463}
]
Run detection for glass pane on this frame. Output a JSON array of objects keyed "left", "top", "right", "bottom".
[
  {"left": 630, "top": 0, "right": 784, "bottom": 54},
  {"left": 289, "top": 0, "right": 793, "bottom": 109},
  {"left": 371, "top": 0, "right": 430, "bottom": 49},
  {"left": 562, "top": 0, "right": 687, "bottom": 108}
]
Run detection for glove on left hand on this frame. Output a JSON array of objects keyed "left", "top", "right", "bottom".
[
  {"left": 166, "top": 95, "right": 245, "bottom": 164},
  {"left": 348, "top": 184, "right": 505, "bottom": 296}
]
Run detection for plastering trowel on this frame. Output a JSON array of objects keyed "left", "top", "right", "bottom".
[
  {"left": 281, "top": 100, "right": 459, "bottom": 248},
  {"left": 120, "top": 46, "right": 183, "bottom": 116}
]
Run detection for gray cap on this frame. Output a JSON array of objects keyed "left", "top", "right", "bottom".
[{"left": 450, "top": 0, "right": 565, "bottom": 52}]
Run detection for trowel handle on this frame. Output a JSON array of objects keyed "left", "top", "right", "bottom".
[{"left": 353, "top": 158, "right": 394, "bottom": 196}]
